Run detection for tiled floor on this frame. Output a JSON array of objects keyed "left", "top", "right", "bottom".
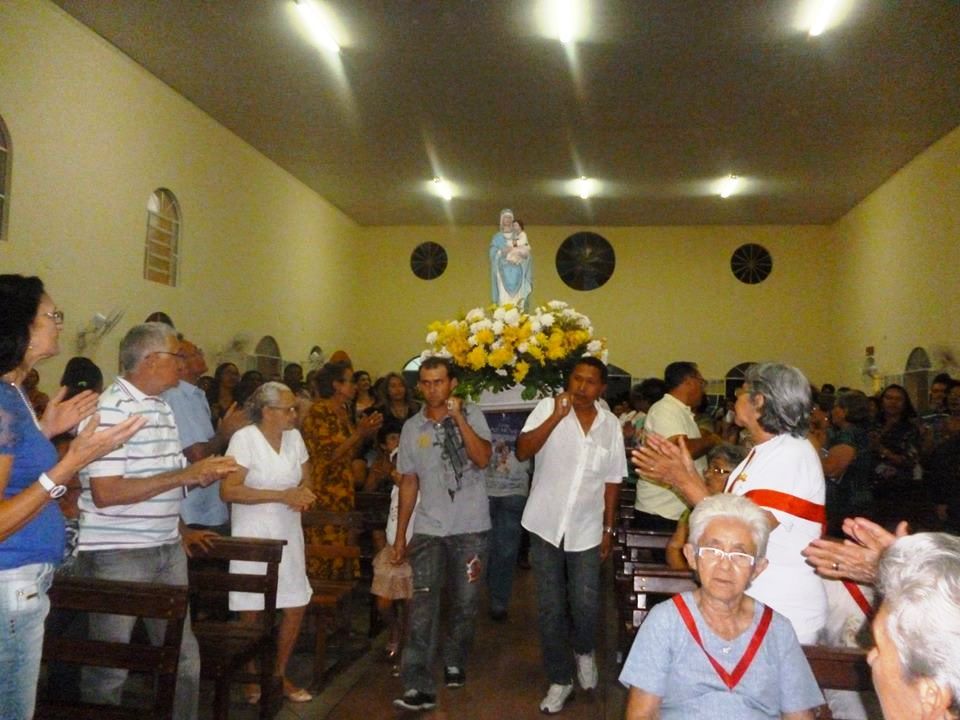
[{"left": 207, "top": 564, "right": 627, "bottom": 719}]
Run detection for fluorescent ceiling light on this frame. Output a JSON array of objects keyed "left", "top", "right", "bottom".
[
  {"left": 808, "top": 0, "right": 840, "bottom": 36},
  {"left": 537, "top": 0, "right": 587, "bottom": 45},
  {"left": 577, "top": 176, "right": 593, "bottom": 199},
  {"left": 719, "top": 175, "right": 740, "bottom": 199},
  {"left": 433, "top": 177, "right": 453, "bottom": 201},
  {"left": 296, "top": 0, "right": 340, "bottom": 54}
]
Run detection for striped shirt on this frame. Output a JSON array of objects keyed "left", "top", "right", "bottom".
[{"left": 78, "top": 377, "right": 187, "bottom": 551}]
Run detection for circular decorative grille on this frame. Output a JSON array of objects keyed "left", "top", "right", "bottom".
[
  {"left": 730, "top": 243, "right": 773, "bottom": 284},
  {"left": 410, "top": 242, "right": 448, "bottom": 280},
  {"left": 555, "top": 232, "right": 616, "bottom": 291}
]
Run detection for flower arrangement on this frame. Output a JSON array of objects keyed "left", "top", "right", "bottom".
[{"left": 421, "top": 300, "right": 608, "bottom": 401}]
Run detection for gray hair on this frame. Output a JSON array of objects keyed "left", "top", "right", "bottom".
[
  {"left": 707, "top": 443, "right": 749, "bottom": 468},
  {"left": 119, "top": 322, "right": 177, "bottom": 373},
  {"left": 743, "top": 362, "right": 812, "bottom": 438},
  {"left": 244, "top": 381, "right": 290, "bottom": 423},
  {"left": 688, "top": 494, "right": 771, "bottom": 559},
  {"left": 878, "top": 533, "right": 960, "bottom": 714}
]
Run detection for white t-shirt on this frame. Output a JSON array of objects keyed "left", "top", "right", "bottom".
[
  {"left": 521, "top": 398, "right": 627, "bottom": 551},
  {"left": 634, "top": 393, "right": 702, "bottom": 520}
]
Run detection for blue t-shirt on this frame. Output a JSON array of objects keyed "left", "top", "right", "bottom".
[
  {"left": 619, "top": 591, "right": 823, "bottom": 719},
  {"left": 0, "top": 382, "right": 64, "bottom": 568}
]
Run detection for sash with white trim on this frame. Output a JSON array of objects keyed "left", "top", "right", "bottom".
[{"left": 673, "top": 594, "right": 774, "bottom": 690}]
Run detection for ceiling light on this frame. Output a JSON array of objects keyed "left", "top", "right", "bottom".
[
  {"left": 545, "top": 0, "right": 585, "bottom": 45},
  {"left": 433, "top": 177, "right": 453, "bottom": 201},
  {"left": 577, "top": 176, "right": 593, "bottom": 199},
  {"left": 807, "top": 0, "right": 841, "bottom": 36},
  {"left": 719, "top": 175, "right": 740, "bottom": 199},
  {"left": 296, "top": 0, "right": 340, "bottom": 54}
]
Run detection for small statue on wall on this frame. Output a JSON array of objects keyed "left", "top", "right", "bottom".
[{"left": 489, "top": 208, "right": 533, "bottom": 310}]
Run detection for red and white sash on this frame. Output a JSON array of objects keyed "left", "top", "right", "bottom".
[{"left": 673, "top": 595, "right": 774, "bottom": 690}]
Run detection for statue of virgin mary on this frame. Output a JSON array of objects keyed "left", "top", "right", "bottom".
[{"left": 489, "top": 209, "right": 532, "bottom": 310}]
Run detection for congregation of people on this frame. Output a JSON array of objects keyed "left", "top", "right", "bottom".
[{"left": 3, "top": 272, "right": 960, "bottom": 720}]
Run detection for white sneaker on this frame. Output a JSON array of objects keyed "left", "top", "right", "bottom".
[
  {"left": 539, "top": 683, "right": 574, "bottom": 714},
  {"left": 575, "top": 652, "right": 598, "bottom": 690}
]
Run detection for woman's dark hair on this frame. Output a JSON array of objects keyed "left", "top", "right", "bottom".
[
  {"left": 0, "top": 274, "right": 45, "bottom": 375},
  {"left": 836, "top": 390, "right": 872, "bottom": 427},
  {"left": 353, "top": 370, "right": 370, "bottom": 384},
  {"left": 60, "top": 356, "right": 104, "bottom": 398},
  {"left": 313, "top": 361, "right": 351, "bottom": 399},
  {"left": 878, "top": 384, "right": 917, "bottom": 423},
  {"left": 206, "top": 362, "right": 239, "bottom": 405},
  {"left": 378, "top": 372, "right": 410, "bottom": 405},
  {"left": 634, "top": 378, "right": 666, "bottom": 407}
]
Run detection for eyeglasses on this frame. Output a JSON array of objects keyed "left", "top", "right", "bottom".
[
  {"left": 696, "top": 546, "right": 756, "bottom": 568},
  {"left": 43, "top": 310, "right": 65, "bottom": 325},
  {"left": 268, "top": 405, "right": 298, "bottom": 413},
  {"left": 152, "top": 351, "right": 186, "bottom": 362}
]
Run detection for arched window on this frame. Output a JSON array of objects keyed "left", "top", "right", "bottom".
[
  {"left": 144, "top": 188, "right": 181, "bottom": 286},
  {"left": 0, "top": 114, "right": 11, "bottom": 242},
  {"left": 254, "top": 336, "right": 282, "bottom": 379}
]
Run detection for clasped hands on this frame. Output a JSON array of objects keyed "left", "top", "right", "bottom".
[{"left": 183, "top": 456, "right": 240, "bottom": 488}]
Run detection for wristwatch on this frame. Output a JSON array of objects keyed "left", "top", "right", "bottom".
[
  {"left": 38, "top": 473, "right": 67, "bottom": 499},
  {"left": 603, "top": 525, "right": 616, "bottom": 536}
]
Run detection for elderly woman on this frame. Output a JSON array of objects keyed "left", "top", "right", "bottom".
[
  {"left": 0, "top": 274, "right": 143, "bottom": 719},
  {"left": 221, "top": 382, "right": 316, "bottom": 704},
  {"left": 870, "top": 532, "right": 960, "bottom": 719},
  {"left": 635, "top": 362, "right": 827, "bottom": 643},
  {"left": 302, "top": 361, "right": 382, "bottom": 579},
  {"left": 620, "top": 494, "right": 823, "bottom": 719}
]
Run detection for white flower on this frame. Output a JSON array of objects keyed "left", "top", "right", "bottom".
[
  {"left": 528, "top": 334, "right": 540, "bottom": 346},
  {"left": 600, "top": 349, "right": 609, "bottom": 363},
  {"left": 435, "top": 348, "right": 453, "bottom": 359},
  {"left": 491, "top": 320, "right": 505, "bottom": 335},
  {"left": 547, "top": 300, "right": 568, "bottom": 310},
  {"left": 493, "top": 307, "right": 506, "bottom": 321},
  {"left": 425, "top": 331, "right": 438, "bottom": 345},
  {"left": 468, "top": 334, "right": 479, "bottom": 347},
  {"left": 504, "top": 308, "right": 521, "bottom": 326},
  {"left": 419, "top": 349, "right": 433, "bottom": 361},
  {"left": 465, "top": 308, "right": 486, "bottom": 323},
  {"left": 495, "top": 368, "right": 508, "bottom": 376},
  {"left": 491, "top": 340, "right": 502, "bottom": 350},
  {"left": 517, "top": 342, "right": 529, "bottom": 353},
  {"left": 530, "top": 319, "right": 542, "bottom": 333},
  {"left": 470, "top": 319, "right": 492, "bottom": 334},
  {"left": 587, "top": 339, "right": 602, "bottom": 354},
  {"left": 540, "top": 313, "right": 555, "bottom": 327}
]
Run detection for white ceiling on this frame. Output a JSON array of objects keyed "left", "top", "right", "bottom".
[{"left": 54, "top": 0, "right": 960, "bottom": 226}]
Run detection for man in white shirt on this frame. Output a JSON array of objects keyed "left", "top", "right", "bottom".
[
  {"left": 517, "top": 357, "right": 627, "bottom": 715},
  {"left": 633, "top": 361, "right": 719, "bottom": 530}
]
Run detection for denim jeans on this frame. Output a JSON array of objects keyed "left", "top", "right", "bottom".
[
  {"left": 402, "top": 531, "right": 488, "bottom": 694},
  {"left": 530, "top": 534, "right": 601, "bottom": 685},
  {"left": 79, "top": 542, "right": 200, "bottom": 720},
  {"left": 486, "top": 494, "right": 527, "bottom": 614},
  {"left": 0, "top": 563, "right": 54, "bottom": 720}
]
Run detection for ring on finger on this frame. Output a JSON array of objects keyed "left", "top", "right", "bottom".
[{"left": 832, "top": 561, "right": 840, "bottom": 572}]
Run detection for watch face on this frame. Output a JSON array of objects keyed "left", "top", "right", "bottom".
[{"left": 49, "top": 484, "right": 67, "bottom": 499}]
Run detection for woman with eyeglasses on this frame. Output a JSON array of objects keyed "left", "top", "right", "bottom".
[
  {"left": 221, "top": 381, "right": 316, "bottom": 704},
  {"left": 635, "top": 363, "right": 827, "bottom": 645},
  {"left": 620, "top": 494, "right": 823, "bottom": 719},
  {"left": 0, "top": 274, "right": 145, "bottom": 719},
  {"left": 302, "top": 361, "right": 382, "bottom": 580}
]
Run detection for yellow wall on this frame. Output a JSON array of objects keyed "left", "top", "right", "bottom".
[
  {"left": 353, "top": 225, "right": 835, "bottom": 383},
  {"left": 830, "top": 125, "right": 960, "bottom": 388},
  {"left": 1, "top": 1, "right": 957, "bottom": 397},
  {"left": 0, "top": 0, "right": 357, "bottom": 383}
]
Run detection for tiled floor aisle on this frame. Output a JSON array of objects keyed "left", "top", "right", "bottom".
[{"left": 281, "top": 563, "right": 628, "bottom": 720}]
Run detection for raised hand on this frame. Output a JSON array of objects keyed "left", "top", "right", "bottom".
[
  {"left": 552, "top": 392, "right": 573, "bottom": 419},
  {"left": 65, "top": 413, "right": 147, "bottom": 468},
  {"left": 41, "top": 387, "right": 98, "bottom": 438},
  {"left": 357, "top": 411, "right": 383, "bottom": 438}
]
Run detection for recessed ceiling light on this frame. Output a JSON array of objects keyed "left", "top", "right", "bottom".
[
  {"left": 807, "top": 0, "right": 842, "bottom": 37},
  {"left": 577, "top": 176, "right": 593, "bottom": 199},
  {"left": 296, "top": 0, "right": 340, "bottom": 54},
  {"left": 433, "top": 177, "right": 453, "bottom": 201},
  {"left": 719, "top": 175, "right": 740, "bottom": 199}
]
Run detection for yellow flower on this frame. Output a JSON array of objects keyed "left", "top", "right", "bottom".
[
  {"left": 488, "top": 346, "right": 513, "bottom": 369},
  {"left": 527, "top": 345, "right": 544, "bottom": 361},
  {"left": 467, "top": 346, "right": 487, "bottom": 371},
  {"left": 476, "top": 328, "right": 495, "bottom": 346},
  {"left": 546, "top": 343, "right": 567, "bottom": 361},
  {"left": 513, "top": 361, "right": 530, "bottom": 383}
]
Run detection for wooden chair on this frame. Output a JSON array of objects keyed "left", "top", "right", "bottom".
[
  {"left": 187, "top": 536, "right": 286, "bottom": 720},
  {"left": 36, "top": 576, "right": 189, "bottom": 720},
  {"left": 301, "top": 510, "right": 366, "bottom": 688},
  {"left": 614, "top": 566, "right": 697, "bottom": 664}
]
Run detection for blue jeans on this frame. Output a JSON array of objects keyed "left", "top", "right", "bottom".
[
  {"left": 486, "top": 494, "right": 527, "bottom": 613},
  {"left": 79, "top": 542, "right": 200, "bottom": 720},
  {"left": 530, "top": 534, "right": 601, "bottom": 685},
  {"left": 402, "top": 532, "right": 488, "bottom": 694},
  {"left": 0, "top": 563, "right": 54, "bottom": 720}
]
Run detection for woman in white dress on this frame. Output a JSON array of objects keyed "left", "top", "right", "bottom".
[{"left": 221, "top": 382, "right": 316, "bottom": 703}]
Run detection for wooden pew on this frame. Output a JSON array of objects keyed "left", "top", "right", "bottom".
[
  {"left": 188, "top": 536, "right": 286, "bottom": 720},
  {"left": 36, "top": 576, "right": 189, "bottom": 720},
  {"left": 803, "top": 645, "right": 873, "bottom": 691},
  {"left": 301, "top": 510, "right": 366, "bottom": 688}
]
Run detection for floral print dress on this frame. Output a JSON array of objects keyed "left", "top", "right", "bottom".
[{"left": 302, "top": 400, "right": 359, "bottom": 581}]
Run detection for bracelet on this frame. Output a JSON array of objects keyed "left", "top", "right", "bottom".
[{"left": 603, "top": 525, "right": 616, "bottom": 535}]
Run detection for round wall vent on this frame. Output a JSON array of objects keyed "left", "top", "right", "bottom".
[
  {"left": 730, "top": 243, "right": 772, "bottom": 284},
  {"left": 556, "top": 232, "right": 616, "bottom": 291},
  {"left": 410, "top": 242, "right": 448, "bottom": 280}
]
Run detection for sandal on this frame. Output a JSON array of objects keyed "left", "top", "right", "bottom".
[{"left": 283, "top": 683, "right": 313, "bottom": 703}]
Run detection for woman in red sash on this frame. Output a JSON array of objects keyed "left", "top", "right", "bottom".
[{"left": 619, "top": 494, "right": 822, "bottom": 719}]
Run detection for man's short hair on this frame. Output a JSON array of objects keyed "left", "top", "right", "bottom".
[
  {"left": 664, "top": 362, "right": 699, "bottom": 391},
  {"left": 119, "top": 322, "right": 177, "bottom": 373},
  {"left": 420, "top": 356, "right": 456, "bottom": 380},
  {"left": 571, "top": 356, "right": 608, "bottom": 384}
]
